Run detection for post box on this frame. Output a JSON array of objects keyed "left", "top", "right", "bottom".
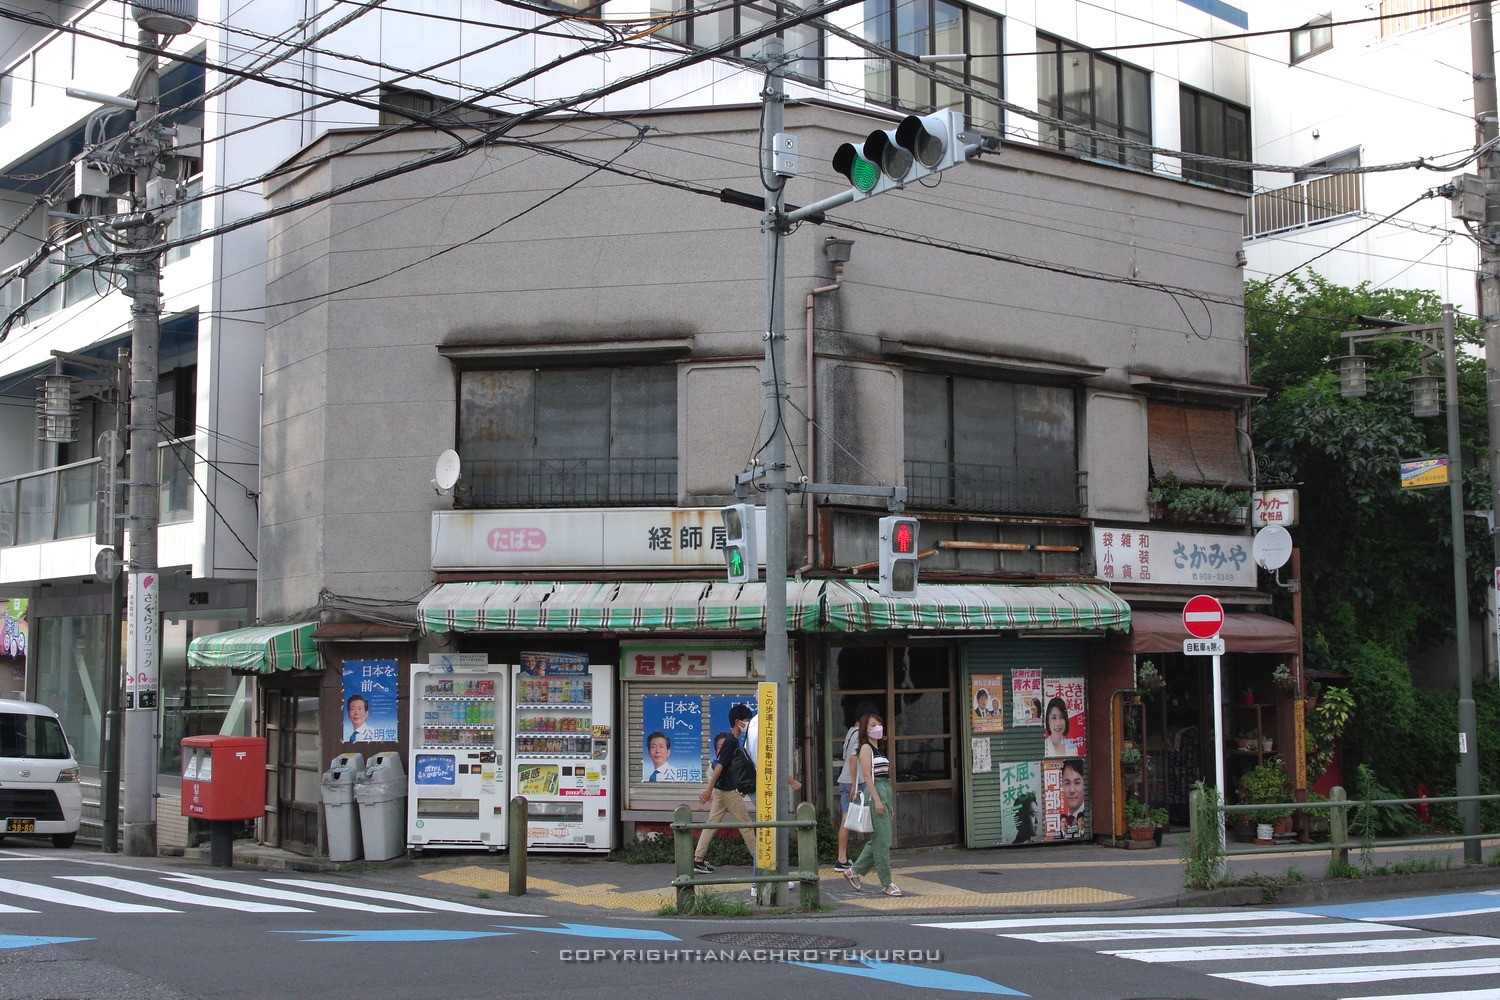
[{"left": 181, "top": 735, "right": 267, "bottom": 821}]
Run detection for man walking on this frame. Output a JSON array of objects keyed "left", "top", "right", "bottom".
[{"left": 693, "top": 704, "right": 756, "bottom": 876}]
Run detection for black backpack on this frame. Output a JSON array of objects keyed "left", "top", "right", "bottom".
[{"left": 727, "top": 743, "right": 756, "bottom": 793}]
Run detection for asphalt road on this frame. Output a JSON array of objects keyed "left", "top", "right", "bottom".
[{"left": 3, "top": 846, "right": 1499, "bottom": 999}]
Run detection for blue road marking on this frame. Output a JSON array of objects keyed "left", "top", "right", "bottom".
[
  {"left": 273, "top": 929, "right": 514, "bottom": 943},
  {"left": 1295, "top": 892, "right": 1500, "bottom": 921},
  {"left": 785, "top": 957, "right": 1027, "bottom": 995},
  {"left": 0, "top": 935, "right": 92, "bottom": 950},
  {"left": 495, "top": 922, "right": 680, "bottom": 941}
]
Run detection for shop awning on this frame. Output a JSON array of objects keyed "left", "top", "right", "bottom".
[
  {"left": 1120, "top": 610, "right": 1298, "bottom": 653},
  {"left": 819, "top": 580, "right": 1132, "bottom": 633},
  {"left": 417, "top": 581, "right": 824, "bottom": 633},
  {"left": 187, "top": 621, "right": 320, "bottom": 673},
  {"left": 419, "top": 580, "right": 1131, "bottom": 634}
]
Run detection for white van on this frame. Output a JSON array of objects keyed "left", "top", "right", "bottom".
[{"left": 0, "top": 699, "right": 82, "bottom": 848}]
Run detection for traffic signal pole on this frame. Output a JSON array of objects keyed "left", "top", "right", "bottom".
[{"left": 759, "top": 38, "right": 793, "bottom": 904}]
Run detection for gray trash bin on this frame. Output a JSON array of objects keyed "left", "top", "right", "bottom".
[
  {"left": 354, "top": 751, "right": 408, "bottom": 861},
  {"left": 321, "top": 752, "right": 366, "bottom": 862}
]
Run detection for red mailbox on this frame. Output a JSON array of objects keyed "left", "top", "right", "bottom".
[{"left": 181, "top": 736, "right": 266, "bottom": 821}]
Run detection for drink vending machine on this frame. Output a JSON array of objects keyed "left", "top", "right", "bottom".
[
  {"left": 511, "top": 652, "right": 615, "bottom": 852},
  {"left": 406, "top": 655, "right": 509, "bottom": 851}
]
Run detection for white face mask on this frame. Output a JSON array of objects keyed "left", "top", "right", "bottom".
[{"left": 868, "top": 724, "right": 885, "bottom": 740}]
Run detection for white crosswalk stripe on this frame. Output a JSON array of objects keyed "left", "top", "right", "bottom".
[
  {"left": 59, "top": 876, "right": 311, "bottom": 913},
  {"left": 0, "top": 870, "right": 515, "bottom": 917},
  {"left": 925, "top": 901, "right": 1500, "bottom": 1000}
]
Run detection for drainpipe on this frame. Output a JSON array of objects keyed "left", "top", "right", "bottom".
[{"left": 796, "top": 261, "right": 845, "bottom": 576}]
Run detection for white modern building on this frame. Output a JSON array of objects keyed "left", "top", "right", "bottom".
[{"left": 1242, "top": 0, "right": 1479, "bottom": 312}]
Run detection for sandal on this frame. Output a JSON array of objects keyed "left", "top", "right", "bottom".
[
  {"left": 882, "top": 884, "right": 903, "bottom": 897},
  {"left": 842, "top": 868, "right": 863, "bottom": 891}
]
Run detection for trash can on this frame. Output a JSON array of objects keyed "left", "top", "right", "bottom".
[
  {"left": 321, "top": 752, "right": 366, "bottom": 862},
  {"left": 354, "top": 751, "right": 408, "bottom": 862}
]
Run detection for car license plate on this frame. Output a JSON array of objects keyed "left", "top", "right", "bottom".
[{"left": 5, "top": 818, "right": 36, "bottom": 833}]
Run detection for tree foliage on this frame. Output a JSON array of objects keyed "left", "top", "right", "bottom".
[{"left": 1247, "top": 274, "right": 1492, "bottom": 796}]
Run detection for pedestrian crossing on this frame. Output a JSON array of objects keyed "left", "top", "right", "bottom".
[
  {"left": 919, "top": 892, "right": 1500, "bottom": 1000},
  {"left": 0, "top": 867, "right": 524, "bottom": 917}
]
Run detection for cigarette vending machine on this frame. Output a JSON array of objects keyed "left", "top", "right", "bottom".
[
  {"left": 511, "top": 652, "right": 616, "bottom": 852},
  {"left": 406, "top": 655, "right": 508, "bottom": 851}
]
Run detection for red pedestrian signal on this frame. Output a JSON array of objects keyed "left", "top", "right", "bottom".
[{"left": 878, "top": 516, "right": 920, "bottom": 597}]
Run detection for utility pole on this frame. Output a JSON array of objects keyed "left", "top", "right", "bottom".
[
  {"left": 1472, "top": 2, "right": 1497, "bottom": 868},
  {"left": 760, "top": 37, "right": 793, "bottom": 902},
  {"left": 121, "top": 24, "right": 166, "bottom": 858}
]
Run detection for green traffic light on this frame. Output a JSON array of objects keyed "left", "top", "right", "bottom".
[
  {"left": 849, "top": 156, "right": 879, "bottom": 192},
  {"left": 726, "top": 547, "right": 745, "bottom": 578}
]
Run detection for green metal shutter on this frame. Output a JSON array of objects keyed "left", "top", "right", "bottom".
[{"left": 963, "top": 640, "right": 1088, "bottom": 848}]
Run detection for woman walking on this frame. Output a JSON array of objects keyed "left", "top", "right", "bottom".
[{"left": 842, "top": 712, "right": 901, "bottom": 896}]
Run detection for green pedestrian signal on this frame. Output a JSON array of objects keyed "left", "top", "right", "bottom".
[{"left": 721, "top": 503, "right": 758, "bottom": 583}]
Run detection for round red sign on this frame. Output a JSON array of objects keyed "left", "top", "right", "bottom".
[{"left": 1182, "top": 594, "right": 1225, "bottom": 639}]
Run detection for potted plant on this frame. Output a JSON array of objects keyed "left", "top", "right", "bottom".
[
  {"left": 1272, "top": 662, "right": 1297, "bottom": 695},
  {"left": 1149, "top": 806, "right": 1169, "bottom": 846},
  {"left": 1236, "top": 728, "right": 1260, "bottom": 752},
  {"left": 1136, "top": 660, "right": 1164, "bottom": 694},
  {"left": 1124, "top": 798, "right": 1156, "bottom": 841},
  {"left": 1119, "top": 746, "right": 1143, "bottom": 766},
  {"left": 1241, "top": 687, "right": 1256, "bottom": 706},
  {"left": 1237, "top": 757, "right": 1293, "bottom": 844}
]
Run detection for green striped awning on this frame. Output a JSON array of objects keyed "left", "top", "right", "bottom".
[
  {"left": 418, "top": 580, "right": 1128, "bottom": 634},
  {"left": 820, "top": 579, "right": 1130, "bottom": 633},
  {"left": 418, "top": 581, "right": 823, "bottom": 634},
  {"left": 187, "top": 622, "right": 320, "bottom": 673}
]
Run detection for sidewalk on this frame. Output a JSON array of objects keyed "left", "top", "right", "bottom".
[{"left": 166, "top": 834, "right": 1500, "bottom": 919}]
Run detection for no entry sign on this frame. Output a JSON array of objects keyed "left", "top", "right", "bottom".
[{"left": 1183, "top": 594, "right": 1225, "bottom": 639}]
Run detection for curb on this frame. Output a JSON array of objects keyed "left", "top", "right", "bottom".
[{"left": 1175, "top": 865, "right": 1500, "bottom": 909}]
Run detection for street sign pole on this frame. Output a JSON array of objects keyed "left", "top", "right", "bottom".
[{"left": 1183, "top": 594, "right": 1228, "bottom": 863}]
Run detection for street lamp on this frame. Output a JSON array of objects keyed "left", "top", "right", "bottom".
[{"left": 1334, "top": 304, "right": 1481, "bottom": 863}]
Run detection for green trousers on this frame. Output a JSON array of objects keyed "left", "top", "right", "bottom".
[{"left": 852, "top": 778, "right": 893, "bottom": 888}]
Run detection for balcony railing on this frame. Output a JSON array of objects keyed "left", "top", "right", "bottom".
[
  {"left": 458, "top": 458, "right": 677, "bottom": 508},
  {"left": 0, "top": 441, "right": 194, "bottom": 549},
  {"left": 904, "top": 461, "right": 1087, "bottom": 516},
  {"left": 1245, "top": 172, "right": 1362, "bottom": 239}
]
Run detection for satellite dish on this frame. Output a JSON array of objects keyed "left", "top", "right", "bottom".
[
  {"left": 433, "top": 450, "right": 462, "bottom": 493},
  {"left": 1253, "top": 524, "right": 1293, "bottom": 571}
]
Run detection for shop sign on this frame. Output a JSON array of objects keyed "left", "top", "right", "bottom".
[
  {"left": 432, "top": 507, "right": 765, "bottom": 570},
  {"left": 622, "top": 647, "right": 751, "bottom": 679},
  {"left": 1094, "top": 527, "right": 1254, "bottom": 588}
]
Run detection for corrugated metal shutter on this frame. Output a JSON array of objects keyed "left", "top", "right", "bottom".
[{"left": 963, "top": 640, "right": 1088, "bottom": 848}]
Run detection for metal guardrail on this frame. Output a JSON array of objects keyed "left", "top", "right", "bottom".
[
  {"left": 670, "top": 802, "right": 821, "bottom": 911},
  {"left": 1190, "top": 786, "right": 1500, "bottom": 868}
]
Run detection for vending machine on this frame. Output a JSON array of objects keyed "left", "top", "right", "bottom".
[
  {"left": 406, "top": 654, "right": 509, "bottom": 851},
  {"left": 511, "top": 652, "right": 616, "bottom": 852}
]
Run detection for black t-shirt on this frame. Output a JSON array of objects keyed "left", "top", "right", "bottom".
[{"left": 713, "top": 731, "right": 742, "bottom": 791}]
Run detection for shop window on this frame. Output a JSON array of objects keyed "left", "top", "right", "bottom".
[
  {"left": 863, "top": 0, "right": 1003, "bottom": 135},
  {"left": 458, "top": 365, "right": 677, "bottom": 507},
  {"left": 1036, "top": 33, "right": 1152, "bottom": 170},
  {"left": 1179, "top": 86, "right": 1251, "bottom": 193},
  {"left": 903, "top": 371, "right": 1081, "bottom": 514}
]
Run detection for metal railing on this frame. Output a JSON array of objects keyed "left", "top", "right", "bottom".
[
  {"left": 458, "top": 457, "right": 677, "bottom": 508},
  {"left": 670, "top": 802, "right": 821, "bottom": 910},
  {"left": 0, "top": 441, "right": 194, "bottom": 548},
  {"left": 1245, "top": 172, "right": 1363, "bottom": 238},
  {"left": 904, "top": 461, "right": 1086, "bottom": 516},
  {"left": 1190, "top": 785, "right": 1499, "bottom": 868}
]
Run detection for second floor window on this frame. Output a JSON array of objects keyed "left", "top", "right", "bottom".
[
  {"left": 864, "top": 0, "right": 1003, "bottom": 134},
  {"left": 1036, "top": 33, "right": 1151, "bottom": 170},
  {"left": 903, "top": 371, "right": 1081, "bottom": 516},
  {"left": 1291, "top": 14, "right": 1333, "bottom": 63},
  {"left": 458, "top": 366, "right": 677, "bottom": 508},
  {"left": 652, "top": 0, "right": 824, "bottom": 84},
  {"left": 1179, "top": 87, "right": 1251, "bottom": 193}
]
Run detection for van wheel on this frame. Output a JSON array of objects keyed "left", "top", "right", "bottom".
[{"left": 52, "top": 832, "right": 76, "bottom": 849}]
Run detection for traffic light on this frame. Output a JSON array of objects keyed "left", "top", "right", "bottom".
[
  {"left": 878, "top": 515, "right": 920, "bottom": 598},
  {"left": 831, "top": 110, "right": 968, "bottom": 203},
  {"left": 721, "top": 503, "right": 758, "bottom": 583}
]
